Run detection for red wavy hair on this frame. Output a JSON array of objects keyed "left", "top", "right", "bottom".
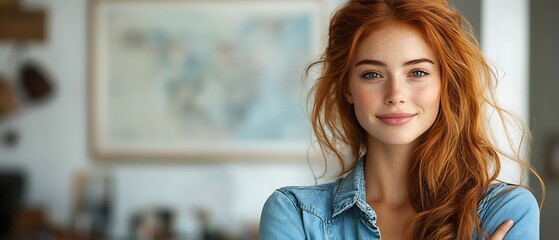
[{"left": 307, "top": 0, "right": 543, "bottom": 239}]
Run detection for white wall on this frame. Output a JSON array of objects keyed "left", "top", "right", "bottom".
[
  {"left": 481, "top": 0, "right": 529, "bottom": 184},
  {"left": 0, "top": 0, "right": 90, "bottom": 225},
  {"left": 110, "top": 163, "right": 314, "bottom": 237}
]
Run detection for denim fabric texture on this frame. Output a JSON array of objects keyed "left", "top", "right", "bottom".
[{"left": 259, "top": 158, "right": 539, "bottom": 239}]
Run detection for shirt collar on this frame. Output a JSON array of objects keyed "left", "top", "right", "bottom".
[{"left": 332, "top": 156, "right": 375, "bottom": 219}]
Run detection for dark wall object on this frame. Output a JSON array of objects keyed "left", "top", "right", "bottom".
[
  {"left": 18, "top": 62, "right": 53, "bottom": 102},
  {"left": 0, "top": 0, "right": 46, "bottom": 41},
  {"left": 2, "top": 128, "right": 19, "bottom": 148}
]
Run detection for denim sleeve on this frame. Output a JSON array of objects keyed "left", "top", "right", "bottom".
[
  {"left": 480, "top": 186, "right": 539, "bottom": 240},
  {"left": 259, "top": 190, "right": 306, "bottom": 240}
]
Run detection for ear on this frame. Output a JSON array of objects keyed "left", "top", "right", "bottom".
[{"left": 345, "top": 88, "right": 354, "bottom": 104}]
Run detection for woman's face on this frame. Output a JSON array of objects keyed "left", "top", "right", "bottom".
[{"left": 347, "top": 21, "right": 441, "bottom": 147}]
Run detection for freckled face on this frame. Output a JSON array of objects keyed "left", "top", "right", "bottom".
[{"left": 346, "top": 21, "right": 441, "bottom": 147}]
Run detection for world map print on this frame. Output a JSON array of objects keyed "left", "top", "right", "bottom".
[{"left": 95, "top": 1, "right": 323, "bottom": 155}]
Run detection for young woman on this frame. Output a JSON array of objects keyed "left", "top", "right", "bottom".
[{"left": 259, "top": 0, "right": 542, "bottom": 239}]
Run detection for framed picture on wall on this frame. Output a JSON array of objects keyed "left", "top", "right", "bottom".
[{"left": 89, "top": 0, "right": 326, "bottom": 160}]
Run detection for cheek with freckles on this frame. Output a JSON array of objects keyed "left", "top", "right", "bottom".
[{"left": 414, "top": 85, "right": 441, "bottom": 123}]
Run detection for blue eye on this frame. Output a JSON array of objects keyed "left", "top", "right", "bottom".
[
  {"left": 362, "top": 71, "right": 381, "bottom": 79},
  {"left": 410, "top": 70, "right": 429, "bottom": 78}
]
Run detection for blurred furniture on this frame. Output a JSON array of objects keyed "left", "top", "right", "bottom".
[
  {"left": 0, "top": 170, "right": 86, "bottom": 239},
  {"left": 0, "top": 169, "right": 24, "bottom": 238},
  {"left": 130, "top": 207, "right": 175, "bottom": 240},
  {"left": 10, "top": 207, "right": 88, "bottom": 240}
]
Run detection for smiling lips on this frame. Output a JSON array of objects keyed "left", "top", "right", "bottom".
[{"left": 376, "top": 113, "right": 417, "bottom": 126}]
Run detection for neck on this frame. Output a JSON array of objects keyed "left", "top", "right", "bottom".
[{"left": 364, "top": 138, "right": 416, "bottom": 205}]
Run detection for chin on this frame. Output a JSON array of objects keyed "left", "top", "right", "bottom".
[
  {"left": 374, "top": 135, "right": 420, "bottom": 147},
  {"left": 386, "top": 140, "right": 417, "bottom": 146}
]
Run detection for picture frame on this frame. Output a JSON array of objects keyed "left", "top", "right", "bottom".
[{"left": 89, "top": 0, "right": 326, "bottom": 160}]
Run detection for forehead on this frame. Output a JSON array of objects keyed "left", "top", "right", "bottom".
[{"left": 354, "top": 21, "right": 437, "bottom": 64}]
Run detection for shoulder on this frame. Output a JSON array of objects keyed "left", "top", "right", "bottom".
[
  {"left": 278, "top": 182, "right": 339, "bottom": 204},
  {"left": 478, "top": 183, "right": 539, "bottom": 239},
  {"left": 262, "top": 181, "right": 339, "bottom": 219},
  {"left": 259, "top": 182, "right": 339, "bottom": 239},
  {"left": 478, "top": 183, "right": 538, "bottom": 215}
]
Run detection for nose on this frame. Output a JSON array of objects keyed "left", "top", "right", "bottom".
[{"left": 384, "top": 79, "right": 406, "bottom": 105}]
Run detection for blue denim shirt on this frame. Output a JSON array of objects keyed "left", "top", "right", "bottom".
[{"left": 259, "top": 159, "right": 539, "bottom": 239}]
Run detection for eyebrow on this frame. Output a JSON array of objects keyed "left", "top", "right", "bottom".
[{"left": 355, "top": 58, "right": 435, "bottom": 67}]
